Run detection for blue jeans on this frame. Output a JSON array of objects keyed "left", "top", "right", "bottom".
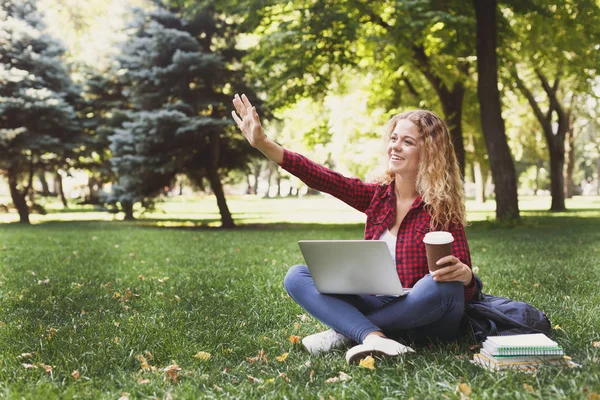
[{"left": 284, "top": 264, "right": 464, "bottom": 344}]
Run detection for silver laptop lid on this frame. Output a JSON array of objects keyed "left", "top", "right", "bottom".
[{"left": 298, "top": 240, "right": 405, "bottom": 296}]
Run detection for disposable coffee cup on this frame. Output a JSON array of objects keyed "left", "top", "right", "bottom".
[{"left": 423, "top": 231, "right": 454, "bottom": 272}]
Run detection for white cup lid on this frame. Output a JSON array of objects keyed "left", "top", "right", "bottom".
[{"left": 423, "top": 231, "right": 454, "bottom": 245}]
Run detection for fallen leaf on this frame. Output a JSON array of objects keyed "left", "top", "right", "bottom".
[
  {"left": 325, "top": 371, "right": 351, "bottom": 384},
  {"left": 136, "top": 354, "right": 151, "bottom": 371},
  {"left": 137, "top": 377, "right": 150, "bottom": 385},
  {"left": 118, "top": 394, "right": 129, "bottom": 400},
  {"left": 298, "top": 314, "right": 310, "bottom": 322},
  {"left": 289, "top": 335, "right": 301, "bottom": 344},
  {"left": 588, "top": 393, "right": 600, "bottom": 400},
  {"left": 338, "top": 372, "right": 351, "bottom": 381},
  {"left": 71, "top": 370, "right": 80, "bottom": 380},
  {"left": 294, "top": 322, "right": 300, "bottom": 330},
  {"left": 193, "top": 351, "right": 211, "bottom": 361},
  {"left": 592, "top": 341, "right": 600, "bottom": 348},
  {"left": 276, "top": 352, "right": 289, "bottom": 362},
  {"left": 523, "top": 383, "right": 535, "bottom": 393},
  {"left": 359, "top": 356, "right": 376, "bottom": 370},
  {"left": 533, "top": 283, "right": 541, "bottom": 288},
  {"left": 46, "top": 328, "right": 57, "bottom": 340},
  {"left": 309, "top": 369, "right": 315, "bottom": 383},
  {"left": 279, "top": 372, "right": 291, "bottom": 383},
  {"left": 17, "top": 353, "right": 34, "bottom": 360},
  {"left": 457, "top": 383, "right": 472, "bottom": 397},
  {"left": 246, "top": 349, "right": 268, "bottom": 364},
  {"left": 113, "top": 292, "right": 121, "bottom": 299},
  {"left": 163, "top": 362, "right": 182, "bottom": 383},
  {"left": 81, "top": 309, "right": 87, "bottom": 316},
  {"left": 38, "top": 363, "right": 52, "bottom": 374},
  {"left": 554, "top": 324, "right": 563, "bottom": 331},
  {"left": 247, "top": 375, "right": 264, "bottom": 383},
  {"left": 266, "top": 378, "right": 275, "bottom": 383},
  {"left": 144, "top": 351, "right": 153, "bottom": 360},
  {"left": 158, "top": 277, "right": 169, "bottom": 283},
  {"left": 22, "top": 363, "right": 35, "bottom": 369},
  {"left": 138, "top": 275, "right": 145, "bottom": 281}
]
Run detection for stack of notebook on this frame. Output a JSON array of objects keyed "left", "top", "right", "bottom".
[{"left": 472, "top": 333, "right": 569, "bottom": 371}]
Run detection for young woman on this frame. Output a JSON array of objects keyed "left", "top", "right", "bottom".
[{"left": 232, "top": 94, "right": 475, "bottom": 364}]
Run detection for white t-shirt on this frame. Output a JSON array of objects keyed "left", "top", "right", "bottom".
[{"left": 379, "top": 229, "right": 396, "bottom": 264}]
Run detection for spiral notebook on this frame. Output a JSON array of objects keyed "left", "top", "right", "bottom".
[{"left": 483, "top": 333, "right": 564, "bottom": 356}]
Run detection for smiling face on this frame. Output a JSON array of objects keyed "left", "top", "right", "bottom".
[{"left": 387, "top": 119, "right": 421, "bottom": 177}]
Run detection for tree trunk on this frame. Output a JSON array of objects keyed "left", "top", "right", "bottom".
[
  {"left": 549, "top": 149, "right": 566, "bottom": 211},
  {"left": 206, "top": 167, "right": 235, "bottom": 228},
  {"left": 123, "top": 201, "right": 135, "bottom": 220},
  {"left": 473, "top": 0, "right": 520, "bottom": 221},
  {"left": 473, "top": 161, "right": 486, "bottom": 203},
  {"left": 87, "top": 176, "right": 99, "bottom": 204},
  {"left": 439, "top": 87, "right": 466, "bottom": 177},
  {"left": 533, "top": 163, "right": 540, "bottom": 196},
  {"left": 563, "top": 127, "right": 576, "bottom": 198},
  {"left": 38, "top": 172, "right": 51, "bottom": 196},
  {"left": 206, "top": 133, "right": 235, "bottom": 228},
  {"left": 252, "top": 162, "right": 262, "bottom": 196},
  {"left": 8, "top": 168, "right": 30, "bottom": 224},
  {"left": 55, "top": 172, "right": 68, "bottom": 208}
]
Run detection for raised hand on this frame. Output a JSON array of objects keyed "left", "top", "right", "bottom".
[{"left": 231, "top": 94, "right": 264, "bottom": 148}]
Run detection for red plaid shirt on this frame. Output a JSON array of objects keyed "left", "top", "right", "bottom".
[{"left": 281, "top": 149, "right": 476, "bottom": 302}]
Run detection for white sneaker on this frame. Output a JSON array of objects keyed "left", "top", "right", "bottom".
[
  {"left": 301, "top": 329, "right": 352, "bottom": 355},
  {"left": 345, "top": 335, "right": 415, "bottom": 364}
]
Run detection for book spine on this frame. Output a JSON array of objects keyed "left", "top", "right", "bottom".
[{"left": 496, "top": 346, "right": 564, "bottom": 356}]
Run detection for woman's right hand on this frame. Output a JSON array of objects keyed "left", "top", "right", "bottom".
[{"left": 231, "top": 94, "right": 264, "bottom": 148}]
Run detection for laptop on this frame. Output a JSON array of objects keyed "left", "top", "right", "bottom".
[{"left": 298, "top": 240, "right": 407, "bottom": 296}]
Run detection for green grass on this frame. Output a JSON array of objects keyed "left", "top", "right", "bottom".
[{"left": 0, "top": 197, "right": 600, "bottom": 399}]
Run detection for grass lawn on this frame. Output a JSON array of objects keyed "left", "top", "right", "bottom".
[{"left": 0, "top": 196, "right": 599, "bottom": 399}]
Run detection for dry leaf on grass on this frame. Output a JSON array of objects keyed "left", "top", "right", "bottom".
[
  {"left": 246, "top": 349, "right": 268, "bottom": 364},
  {"left": 71, "top": 370, "right": 80, "bottom": 380},
  {"left": 38, "top": 363, "right": 52, "bottom": 374},
  {"left": 136, "top": 354, "right": 151, "bottom": 371},
  {"left": 457, "top": 383, "right": 472, "bottom": 397},
  {"left": 359, "top": 356, "right": 376, "bottom": 370},
  {"left": 553, "top": 324, "right": 563, "bottom": 331},
  {"left": 193, "top": 351, "right": 211, "bottom": 361},
  {"left": 137, "top": 377, "right": 150, "bottom": 385},
  {"left": 592, "top": 341, "right": 600, "bottom": 348},
  {"left": 325, "top": 371, "right": 352, "bottom": 384},
  {"left": 276, "top": 352, "right": 289, "bottom": 362},
  {"left": 523, "top": 384, "right": 535, "bottom": 393},
  {"left": 309, "top": 369, "right": 315, "bottom": 383},
  {"left": 22, "top": 363, "right": 35, "bottom": 369},
  {"left": 163, "top": 362, "right": 182, "bottom": 383},
  {"left": 279, "top": 372, "right": 291, "bottom": 383},
  {"left": 247, "top": 375, "right": 264, "bottom": 383},
  {"left": 17, "top": 353, "right": 33, "bottom": 360},
  {"left": 289, "top": 335, "right": 301, "bottom": 344}
]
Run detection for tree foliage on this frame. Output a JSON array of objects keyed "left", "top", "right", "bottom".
[{"left": 0, "top": 0, "right": 82, "bottom": 223}]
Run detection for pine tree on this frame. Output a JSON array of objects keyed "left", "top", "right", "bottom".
[
  {"left": 109, "top": 4, "right": 253, "bottom": 226},
  {"left": 0, "top": 0, "right": 82, "bottom": 223}
]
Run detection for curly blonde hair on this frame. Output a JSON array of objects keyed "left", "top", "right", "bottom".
[{"left": 373, "top": 110, "right": 466, "bottom": 229}]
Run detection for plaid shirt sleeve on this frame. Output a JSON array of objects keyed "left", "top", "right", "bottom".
[
  {"left": 279, "top": 149, "right": 376, "bottom": 213},
  {"left": 448, "top": 223, "right": 476, "bottom": 302}
]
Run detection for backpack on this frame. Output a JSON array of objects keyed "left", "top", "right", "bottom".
[{"left": 463, "top": 275, "right": 552, "bottom": 341}]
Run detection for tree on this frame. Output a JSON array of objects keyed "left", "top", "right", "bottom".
[
  {"left": 0, "top": 0, "right": 82, "bottom": 223},
  {"left": 504, "top": 0, "right": 600, "bottom": 211},
  {"left": 238, "top": 0, "right": 477, "bottom": 176},
  {"left": 472, "top": 0, "right": 520, "bottom": 221},
  {"left": 109, "top": 3, "right": 255, "bottom": 225}
]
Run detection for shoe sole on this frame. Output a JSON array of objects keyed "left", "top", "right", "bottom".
[{"left": 346, "top": 348, "right": 409, "bottom": 364}]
